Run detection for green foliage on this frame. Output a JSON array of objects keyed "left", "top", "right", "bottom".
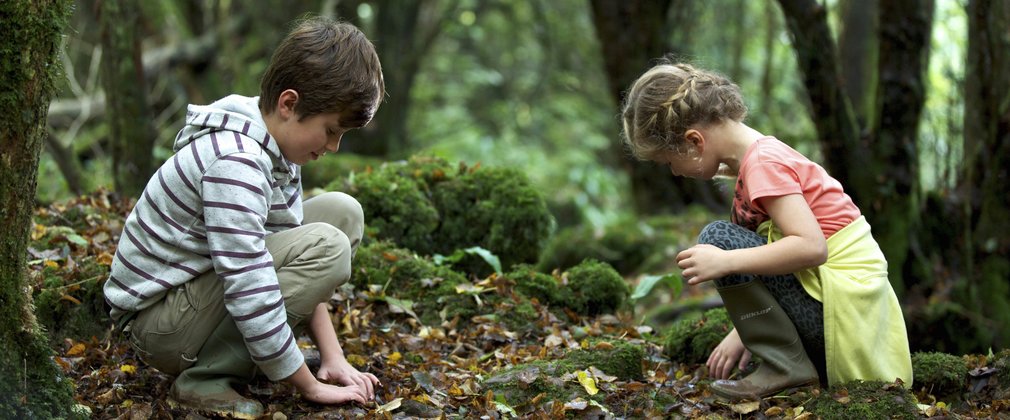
[
  {"left": 663, "top": 308, "right": 732, "bottom": 364},
  {"left": 335, "top": 156, "right": 554, "bottom": 275},
  {"left": 905, "top": 301, "right": 989, "bottom": 355},
  {"left": 911, "top": 351, "right": 967, "bottom": 400},
  {"left": 32, "top": 261, "right": 110, "bottom": 346},
  {"left": 807, "top": 380, "right": 919, "bottom": 420},
  {"left": 565, "top": 259, "right": 630, "bottom": 316}
]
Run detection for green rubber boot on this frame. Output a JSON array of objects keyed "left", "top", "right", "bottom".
[
  {"left": 709, "top": 280, "right": 819, "bottom": 400},
  {"left": 168, "top": 316, "right": 263, "bottom": 419}
]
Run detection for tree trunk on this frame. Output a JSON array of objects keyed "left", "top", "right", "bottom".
[
  {"left": 341, "top": 0, "right": 446, "bottom": 158},
  {"left": 778, "top": 0, "right": 933, "bottom": 294},
  {"left": 589, "top": 0, "right": 728, "bottom": 215},
  {"left": 0, "top": 1, "right": 78, "bottom": 416},
  {"left": 838, "top": 0, "right": 878, "bottom": 126},
  {"left": 870, "top": 0, "right": 933, "bottom": 294},
  {"left": 776, "top": 0, "right": 871, "bottom": 205},
  {"left": 961, "top": 0, "right": 1010, "bottom": 349},
  {"left": 99, "top": 0, "right": 157, "bottom": 197}
]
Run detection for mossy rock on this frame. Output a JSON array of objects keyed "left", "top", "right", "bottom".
[
  {"left": 506, "top": 264, "right": 565, "bottom": 306},
  {"left": 482, "top": 340, "right": 644, "bottom": 410},
  {"left": 807, "top": 380, "right": 919, "bottom": 420},
  {"left": 663, "top": 308, "right": 732, "bottom": 364},
  {"left": 351, "top": 241, "right": 474, "bottom": 325},
  {"left": 430, "top": 166, "right": 553, "bottom": 276},
  {"left": 351, "top": 241, "right": 540, "bottom": 328},
  {"left": 911, "top": 351, "right": 967, "bottom": 400},
  {"left": 339, "top": 165, "right": 440, "bottom": 254},
  {"left": 563, "top": 259, "right": 630, "bottom": 317},
  {"left": 333, "top": 155, "right": 554, "bottom": 277}
]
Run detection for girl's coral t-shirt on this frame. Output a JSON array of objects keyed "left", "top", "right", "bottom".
[{"left": 732, "top": 137, "right": 861, "bottom": 239}]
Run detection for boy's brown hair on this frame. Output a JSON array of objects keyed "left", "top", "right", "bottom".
[{"left": 260, "top": 16, "right": 384, "bottom": 128}]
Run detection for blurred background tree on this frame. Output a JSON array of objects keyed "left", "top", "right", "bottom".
[{"left": 36, "top": 0, "right": 1008, "bottom": 353}]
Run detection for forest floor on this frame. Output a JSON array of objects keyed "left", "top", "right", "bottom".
[{"left": 31, "top": 190, "right": 1010, "bottom": 419}]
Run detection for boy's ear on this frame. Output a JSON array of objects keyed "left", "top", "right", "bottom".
[{"left": 277, "top": 89, "right": 300, "bottom": 120}]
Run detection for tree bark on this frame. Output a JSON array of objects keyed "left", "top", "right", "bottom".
[
  {"left": 838, "top": 0, "right": 878, "bottom": 126},
  {"left": 589, "top": 0, "right": 728, "bottom": 214},
  {"left": 776, "top": 0, "right": 871, "bottom": 205},
  {"left": 341, "top": 0, "right": 448, "bottom": 158},
  {"left": 99, "top": 0, "right": 157, "bottom": 197},
  {"left": 961, "top": 0, "right": 1010, "bottom": 349},
  {"left": 0, "top": 1, "right": 78, "bottom": 416},
  {"left": 870, "top": 0, "right": 933, "bottom": 293}
]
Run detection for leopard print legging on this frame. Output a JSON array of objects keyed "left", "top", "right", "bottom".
[{"left": 698, "top": 220, "right": 827, "bottom": 382}]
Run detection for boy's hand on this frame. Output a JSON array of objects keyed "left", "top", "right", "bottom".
[
  {"left": 317, "top": 358, "right": 380, "bottom": 401},
  {"left": 302, "top": 381, "right": 369, "bottom": 405},
  {"left": 677, "top": 244, "right": 731, "bottom": 285}
]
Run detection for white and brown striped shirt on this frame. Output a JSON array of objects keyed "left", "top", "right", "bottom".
[{"left": 105, "top": 95, "right": 304, "bottom": 380}]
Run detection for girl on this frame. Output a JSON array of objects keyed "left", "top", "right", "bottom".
[{"left": 620, "top": 62, "right": 911, "bottom": 400}]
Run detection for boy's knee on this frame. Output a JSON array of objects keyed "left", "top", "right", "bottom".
[
  {"left": 307, "top": 223, "right": 353, "bottom": 290},
  {"left": 698, "top": 220, "right": 737, "bottom": 248},
  {"left": 306, "top": 192, "right": 364, "bottom": 247}
]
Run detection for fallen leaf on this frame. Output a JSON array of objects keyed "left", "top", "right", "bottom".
[
  {"left": 765, "top": 406, "right": 783, "bottom": 416},
  {"left": 729, "top": 400, "right": 760, "bottom": 414},
  {"left": 577, "top": 370, "right": 599, "bottom": 396},
  {"left": 388, "top": 351, "right": 402, "bottom": 364},
  {"left": 120, "top": 364, "right": 137, "bottom": 374},
  {"left": 564, "top": 397, "right": 589, "bottom": 410},
  {"left": 66, "top": 343, "right": 86, "bottom": 357},
  {"left": 375, "top": 397, "right": 402, "bottom": 414}
]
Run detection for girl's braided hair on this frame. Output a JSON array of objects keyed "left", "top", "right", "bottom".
[{"left": 621, "top": 62, "right": 747, "bottom": 160}]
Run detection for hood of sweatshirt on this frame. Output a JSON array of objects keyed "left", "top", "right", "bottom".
[{"left": 175, "top": 94, "right": 297, "bottom": 186}]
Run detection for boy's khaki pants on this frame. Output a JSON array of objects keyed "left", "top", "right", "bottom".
[{"left": 128, "top": 192, "right": 364, "bottom": 376}]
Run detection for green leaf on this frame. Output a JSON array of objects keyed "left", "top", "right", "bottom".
[
  {"left": 462, "top": 246, "right": 502, "bottom": 275},
  {"left": 433, "top": 246, "right": 502, "bottom": 275},
  {"left": 383, "top": 296, "right": 419, "bottom": 320},
  {"left": 66, "top": 233, "right": 89, "bottom": 247},
  {"left": 630, "top": 274, "right": 682, "bottom": 300}
]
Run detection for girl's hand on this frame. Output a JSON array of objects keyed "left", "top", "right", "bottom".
[
  {"left": 317, "top": 358, "right": 380, "bottom": 401},
  {"left": 676, "top": 244, "right": 731, "bottom": 285},
  {"left": 707, "top": 328, "right": 751, "bottom": 379}
]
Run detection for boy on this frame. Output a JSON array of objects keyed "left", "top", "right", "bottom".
[{"left": 104, "top": 17, "right": 384, "bottom": 418}]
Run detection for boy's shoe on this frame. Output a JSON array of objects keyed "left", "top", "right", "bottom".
[
  {"left": 709, "top": 280, "right": 819, "bottom": 400},
  {"left": 168, "top": 378, "right": 263, "bottom": 419}
]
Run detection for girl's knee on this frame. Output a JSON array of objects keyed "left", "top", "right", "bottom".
[{"left": 697, "top": 220, "right": 738, "bottom": 248}]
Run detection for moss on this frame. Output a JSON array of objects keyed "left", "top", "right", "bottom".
[
  {"left": 911, "top": 351, "right": 967, "bottom": 400},
  {"left": 662, "top": 308, "right": 732, "bottom": 364},
  {"left": 565, "top": 259, "right": 629, "bottom": 316},
  {"left": 483, "top": 340, "right": 645, "bottom": 411},
  {"left": 431, "top": 166, "right": 554, "bottom": 276},
  {"left": 0, "top": 329, "right": 81, "bottom": 419},
  {"left": 352, "top": 241, "right": 479, "bottom": 325},
  {"left": 334, "top": 156, "right": 553, "bottom": 277},
  {"left": 340, "top": 166, "right": 440, "bottom": 253},
  {"left": 507, "top": 264, "right": 563, "bottom": 306},
  {"left": 807, "top": 380, "right": 919, "bottom": 420}
]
